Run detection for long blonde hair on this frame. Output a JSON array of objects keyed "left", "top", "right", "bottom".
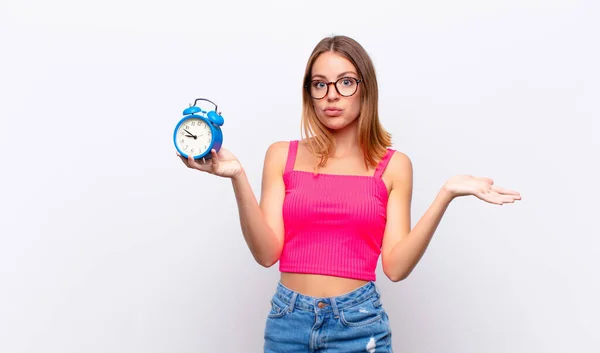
[{"left": 301, "top": 35, "right": 392, "bottom": 169}]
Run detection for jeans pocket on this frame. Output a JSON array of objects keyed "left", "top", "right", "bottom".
[
  {"left": 339, "top": 298, "right": 383, "bottom": 327},
  {"left": 267, "top": 297, "right": 289, "bottom": 319}
]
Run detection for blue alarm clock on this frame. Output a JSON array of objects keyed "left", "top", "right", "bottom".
[{"left": 173, "top": 98, "right": 224, "bottom": 160}]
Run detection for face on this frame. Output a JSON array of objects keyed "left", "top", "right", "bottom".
[{"left": 308, "top": 51, "right": 362, "bottom": 130}]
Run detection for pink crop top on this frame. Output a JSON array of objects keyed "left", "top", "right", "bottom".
[{"left": 279, "top": 140, "right": 395, "bottom": 281}]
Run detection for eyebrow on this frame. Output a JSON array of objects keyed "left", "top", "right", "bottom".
[{"left": 311, "top": 71, "right": 358, "bottom": 80}]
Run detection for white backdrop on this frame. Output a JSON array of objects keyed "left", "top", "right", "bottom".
[{"left": 1, "top": 1, "right": 598, "bottom": 352}]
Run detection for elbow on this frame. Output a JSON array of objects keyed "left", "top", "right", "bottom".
[
  {"left": 247, "top": 235, "right": 282, "bottom": 268},
  {"left": 383, "top": 264, "right": 411, "bottom": 283},
  {"left": 385, "top": 271, "right": 409, "bottom": 283},
  {"left": 255, "top": 251, "right": 281, "bottom": 268},
  {"left": 257, "top": 257, "right": 279, "bottom": 268}
]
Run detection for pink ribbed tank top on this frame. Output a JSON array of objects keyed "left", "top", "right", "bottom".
[{"left": 279, "top": 140, "right": 395, "bottom": 281}]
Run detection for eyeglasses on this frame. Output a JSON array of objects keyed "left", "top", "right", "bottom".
[{"left": 305, "top": 77, "right": 363, "bottom": 99}]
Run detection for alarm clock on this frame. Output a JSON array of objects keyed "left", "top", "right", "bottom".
[{"left": 173, "top": 98, "right": 224, "bottom": 160}]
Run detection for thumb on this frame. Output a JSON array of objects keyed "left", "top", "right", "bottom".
[{"left": 210, "top": 149, "right": 219, "bottom": 168}]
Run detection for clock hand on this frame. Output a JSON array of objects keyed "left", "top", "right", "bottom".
[{"left": 183, "top": 129, "right": 197, "bottom": 139}]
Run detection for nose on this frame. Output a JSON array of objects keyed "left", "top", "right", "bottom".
[{"left": 326, "top": 82, "right": 340, "bottom": 100}]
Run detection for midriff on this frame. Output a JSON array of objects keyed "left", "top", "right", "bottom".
[{"left": 280, "top": 272, "right": 369, "bottom": 297}]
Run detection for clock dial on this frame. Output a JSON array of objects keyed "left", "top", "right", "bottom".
[{"left": 176, "top": 118, "right": 213, "bottom": 156}]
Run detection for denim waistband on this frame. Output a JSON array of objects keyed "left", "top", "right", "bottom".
[{"left": 273, "top": 280, "right": 381, "bottom": 314}]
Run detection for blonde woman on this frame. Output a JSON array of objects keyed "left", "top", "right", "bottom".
[{"left": 178, "top": 35, "right": 521, "bottom": 352}]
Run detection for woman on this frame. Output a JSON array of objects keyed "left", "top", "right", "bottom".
[{"left": 178, "top": 35, "right": 521, "bottom": 352}]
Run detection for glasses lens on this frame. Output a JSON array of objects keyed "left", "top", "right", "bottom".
[
  {"left": 336, "top": 78, "right": 358, "bottom": 96},
  {"left": 309, "top": 81, "right": 327, "bottom": 99}
]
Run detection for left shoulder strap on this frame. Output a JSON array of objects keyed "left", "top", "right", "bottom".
[{"left": 373, "top": 148, "right": 395, "bottom": 178}]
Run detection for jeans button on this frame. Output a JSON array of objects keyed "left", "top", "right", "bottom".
[{"left": 317, "top": 302, "right": 327, "bottom": 309}]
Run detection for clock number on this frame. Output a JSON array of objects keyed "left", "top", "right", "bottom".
[{"left": 191, "top": 121, "right": 195, "bottom": 126}]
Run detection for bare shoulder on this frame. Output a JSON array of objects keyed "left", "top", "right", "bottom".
[
  {"left": 263, "top": 141, "right": 291, "bottom": 173},
  {"left": 266, "top": 140, "right": 290, "bottom": 155},
  {"left": 386, "top": 150, "right": 413, "bottom": 190}
]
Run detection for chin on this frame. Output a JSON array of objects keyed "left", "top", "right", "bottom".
[
  {"left": 317, "top": 115, "right": 357, "bottom": 131},
  {"left": 318, "top": 116, "right": 345, "bottom": 130}
]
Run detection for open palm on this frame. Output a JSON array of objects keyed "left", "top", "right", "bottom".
[
  {"left": 177, "top": 147, "right": 243, "bottom": 179},
  {"left": 444, "top": 175, "right": 521, "bottom": 205}
]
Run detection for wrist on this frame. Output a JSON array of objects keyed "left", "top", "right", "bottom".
[
  {"left": 231, "top": 168, "right": 246, "bottom": 182},
  {"left": 439, "top": 185, "right": 455, "bottom": 204}
]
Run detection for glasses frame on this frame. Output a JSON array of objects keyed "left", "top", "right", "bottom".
[{"left": 304, "top": 77, "right": 363, "bottom": 100}]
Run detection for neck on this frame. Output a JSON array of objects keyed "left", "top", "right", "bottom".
[{"left": 329, "top": 120, "right": 360, "bottom": 158}]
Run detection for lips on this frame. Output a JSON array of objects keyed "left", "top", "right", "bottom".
[{"left": 324, "top": 107, "right": 343, "bottom": 117}]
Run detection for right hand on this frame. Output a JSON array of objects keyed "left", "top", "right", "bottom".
[{"left": 177, "top": 147, "right": 244, "bottom": 179}]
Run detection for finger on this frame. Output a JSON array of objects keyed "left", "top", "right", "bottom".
[
  {"left": 479, "top": 194, "right": 504, "bottom": 205},
  {"left": 491, "top": 190, "right": 521, "bottom": 204},
  {"left": 501, "top": 192, "right": 521, "bottom": 201},
  {"left": 187, "top": 155, "right": 213, "bottom": 172},
  {"left": 491, "top": 185, "right": 521, "bottom": 196},
  {"left": 178, "top": 154, "right": 191, "bottom": 167},
  {"left": 475, "top": 190, "right": 505, "bottom": 205},
  {"left": 497, "top": 194, "right": 516, "bottom": 203},
  {"left": 210, "top": 149, "right": 219, "bottom": 167}
]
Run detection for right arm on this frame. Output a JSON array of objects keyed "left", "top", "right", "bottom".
[{"left": 230, "top": 141, "right": 288, "bottom": 267}]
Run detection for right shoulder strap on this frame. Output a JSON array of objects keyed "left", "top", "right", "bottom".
[{"left": 284, "top": 140, "right": 299, "bottom": 174}]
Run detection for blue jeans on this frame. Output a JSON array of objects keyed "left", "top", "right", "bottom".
[{"left": 264, "top": 281, "right": 393, "bottom": 352}]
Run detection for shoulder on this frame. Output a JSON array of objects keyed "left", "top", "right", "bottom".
[
  {"left": 386, "top": 150, "right": 413, "bottom": 190},
  {"left": 387, "top": 150, "right": 412, "bottom": 171},
  {"left": 265, "top": 141, "right": 292, "bottom": 159},
  {"left": 263, "top": 141, "right": 293, "bottom": 171}
]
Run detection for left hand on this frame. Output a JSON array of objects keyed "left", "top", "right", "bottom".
[{"left": 443, "top": 175, "right": 521, "bottom": 205}]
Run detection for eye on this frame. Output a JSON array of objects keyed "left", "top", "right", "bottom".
[{"left": 312, "top": 81, "right": 326, "bottom": 89}]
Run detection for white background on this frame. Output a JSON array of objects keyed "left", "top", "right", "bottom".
[{"left": 1, "top": 1, "right": 598, "bottom": 352}]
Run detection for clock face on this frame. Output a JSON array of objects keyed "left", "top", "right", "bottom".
[{"left": 175, "top": 118, "right": 213, "bottom": 157}]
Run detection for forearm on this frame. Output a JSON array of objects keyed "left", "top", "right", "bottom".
[
  {"left": 385, "top": 188, "right": 454, "bottom": 281},
  {"left": 231, "top": 170, "right": 282, "bottom": 267}
]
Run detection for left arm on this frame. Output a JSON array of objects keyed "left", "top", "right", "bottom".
[{"left": 381, "top": 152, "right": 521, "bottom": 282}]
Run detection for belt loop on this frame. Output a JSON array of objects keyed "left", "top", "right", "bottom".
[
  {"left": 330, "top": 297, "right": 340, "bottom": 319},
  {"left": 288, "top": 292, "right": 298, "bottom": 313},
  {"left": 373, "top": 283, "right": 382, "bottom": 306}
]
